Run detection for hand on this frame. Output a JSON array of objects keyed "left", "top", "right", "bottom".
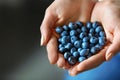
[
  {"left": 40, "top": 0, "right": 97, "bottom": 69},
  {"left": 69, "top": 0, "right": 120, "bottom": 76}
]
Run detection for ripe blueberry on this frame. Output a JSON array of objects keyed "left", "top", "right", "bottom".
[
  {"left": 68, "top": 56, "right": 77, "bottom": 65},
  {"left": 55, "top": 26, "right": 63, "bottom": 34},
  {"left": 64, "top": 52, "right": 71, "bottom": 60}
]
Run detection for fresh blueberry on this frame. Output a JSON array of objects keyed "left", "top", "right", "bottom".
[
  {"left": 81, "top": 26, "right": 88, "bottom": 32},
  {"left": 70, "top": 47, "right": 77, "bottom": 54},
  {"left": 70, "top": 30, "right": 77, "bottom": 36},
  {"left": 61, "top": 31, "right": 68, "bottom": 36},
  {"left": 80, "top": 49, "right": 89, "bottom": 56},
  {"left": 74, "top": 40, "right": 81, "bottom": 48},
  {"left": 58, "top": 44, "right": 63, "bottom": 49},
  {"left": 87, "top": 53, "right": 93, "bottom": 58},
  {"left": 55, "top": 26, "right": 63, "bottom": 34},
  {"left": 68, "top": 56, "right": 77, "bottom": 65},
  {"left": 73, "top": 52, "right": 80, "bottom": 58},
  {"left": 65, "top": 43, "right": 73, "bottom": 50},
  {"left": 92, "top": 21, "right": 99, "bottom": 28},
  {"left": 88, "top": 33, "right": 94, "bottom": 37},
  {"left": 75, "top": 21, "right": 83, "bottom": 27},
  {"left": 58, "top": 38, "right": 62, "bottom": 43},
  {"left": 63, "top": 25, "right": 69, "bottom": 31},
  {"left": 76, "top": 28, "right": 81, "bottom": 33},
  {"left": 89, "top": 28, "right": 95, "bottom": 34},
  {"left": 95, "top": 26, "right": 103, "bottom": 33},
  {"left": 59, "top": 47, "right": 67, "bottom": 53},
  {"left": 95, "top": 44, "right": 102, "bottom": 50},
  {"left": 90, "top": 37, "right": 98, "bottom": 44},
  {"left": 99, "top": 31, "right": 106, "bottom": 37},
  {"left": 79, "top": 32, "right": 87, "bottom": 39},
  {"left": 82, "top": 42, "right": 89, "bottom": 49},
  {"left": 86, "top": 22, "right": 92, "bottom": 29},
  {"left": 68, "top": 22, "right": 77, "bottom": 29},
  {"left": 78, "top": 48, "right": 82, "bottom": 53},
  {"left": 83, "top": 37, "right": 89, "bottom": 42},
  {"left": 71, "top": 36, "right": 78, "bottom": 43},
  {"left": 90, "top": 47, "right": 98, "bottom": 54},
  {"left": 78, "top": 56, "right": 86, "bottom": 62},
  {"left": 90, "top": 43, "right": 95, "bottom": 48},
  {"left": 61, "top": 36, "right": 70, "bottom": 44},
  {"left": 64, "top": 52, "right": 71, "bottom": 60},
  {"left": 99, "top": 37, "right": 106, "bottom": 46}
]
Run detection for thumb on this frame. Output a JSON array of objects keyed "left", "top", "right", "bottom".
[
  {"left": 40, "top": 10, "right": 58, "bottom": 46},
  {"left": 106, "top": 29, "right": 120, "bottom": 61}
]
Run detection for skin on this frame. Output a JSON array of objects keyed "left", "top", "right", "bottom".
[{"left": 40, "top": 0, "right": 120, "bottom": 76}]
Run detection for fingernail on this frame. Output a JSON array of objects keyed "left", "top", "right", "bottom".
[
  {"left": 106, "top": 53, "right": 114, "bottom": 61},
  {"left": 41, "top": 35, "right": 44, "bottom": 46}
]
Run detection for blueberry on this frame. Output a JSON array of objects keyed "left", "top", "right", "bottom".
[
  {"left": 99, "top": 31, "right": 105, "bottom": 37},
  {"left": 61, "top": 36, "right": 70, "bottom": 44},
  {"left": 65, "top": 43, "right": 73, "bottom": 50},
  {"left": 99, "top": 37, "right": 106, "bottom": 46},
  {"left": 68, "top": 56, "right": 77, "bottom": 65},
  {"left": 82, "top": 42, "right": 89, "bottom": 49},
  {"left": 95, "top": 44, "right": 102, "bottom": 50},
  {"left": 63, "top": 25, "right": 69, "bottom": 31},
  {"left": 88, "top": 33, "right": 94, "bottom": 37},
  {"left": 59, "top": 47, "right": 67, "bottom": 53},
  {"left": 70, "top": 47, "right": 77, "bottom": 54},
  {"left": 55, "top": 26, "right": 63, "bottom": 34},
  {"left": 74, "top": 40, "right": 81, "bottom": 48},
  {"left": 73, "top": 52, "right": 80, "bottom": 58},
  {"left": 64, "top": 52, "right": 71, "bottom": 60},
  {"left": 81, "top": 26, "right": 88, "bottom": 32},
  {"left": 83, "top": 37, "right": 89, "bottom": 42},
  {"left": 70, "top": 30, "right": 77, "bottom": 36},
  {"left": 75, "top": 21, "right": 83, "bottom": 27},
  {"left": 92, "top": 21, "right": 99, "bottom": 28},
  {"left": 68, "top": 22, "right": 77, "bottom": 29},
  {"left": 76, "top": 28, "right": 81, "bottom": 33},
  {"left": 71, "top": 36, "right": 78, "bottom": 43},
  {"left": 90, "top": 47, "right": 98, "bottom": 54},
  {"left": 78, "top": 48, "right": 82, "bottom": 53},
  {"left": 86, "top": 22, "right": 92, "bottom": 29},
  {"left": 80, "top": 49, "right": 89, "bottom": 56},
  {"left": 58, "top": 44, "right": 63, "bottom": 49},
  {"left": 89, "top": 28, "right": 95, "bottom": 34},
  {"left": 90, "top": 43, "right": 95, "bottom": 48},
  {"left": 58, "top": 38, "right": 62, "bottom": 43},
  {"left": 78, "top": 56, "right": 86, "bottom": 62},
  {"left": 95, "top": 26, "right": 103, "bottom": 33},
  {"left": 90, "top": 37, "right": 98, "bottom": 44},
  {"left": 79, "top": 32, "right": 87, "bottom": 39},
  {"left": 87, "top": 53, "right": 93, "bottom": 58},
  {"left": 61, "top": 31, "right": 68, "bottom": 36}
]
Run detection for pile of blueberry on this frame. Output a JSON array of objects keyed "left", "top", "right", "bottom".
[{"left": 55, "top": 21, "right": 106, "bottom": 65}]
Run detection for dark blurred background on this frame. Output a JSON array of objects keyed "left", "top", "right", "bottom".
[{"left": 0, "top": 0, "right": 64, "bottom": 80}]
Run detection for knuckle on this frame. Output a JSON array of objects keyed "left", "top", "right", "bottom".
[{"left": 49, "top": 59, "right": 57, "bottom": 64}]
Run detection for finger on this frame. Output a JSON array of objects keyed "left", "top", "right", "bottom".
[
  {"left": 106, "top": 29, "right": 120, "bottom": 61},
  {"left": 57, "top": 53, "right": 66, "bottom": 68},
  {"left": 40, "top": 9, "right": 58, "bottom": 46},
  {"left": 46, "top": 35, "right": 58, "bottom": 64},
  {"left": 69, "top": 47, "right": 108, "bottom": 76}
]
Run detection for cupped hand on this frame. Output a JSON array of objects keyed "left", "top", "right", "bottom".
[
  {"left": 69, "top": 0, "right": 120, "bottom": 76},
  {"left": 40, "top": 0, "right": 96, "bottom": 69}
]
